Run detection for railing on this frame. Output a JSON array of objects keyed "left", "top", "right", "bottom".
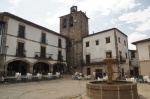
[
  {"left": 35, "top": 52, "right": 53, "bottom": 60},
  {"left": 83, "top": 58, "right": 104, "bottom": 65},
  {"left": 82, "top": 56, "right": 126, "bottom": 65},
  {"left": 119, "top": 57, "right": 126, "bottom": 64},
  {"left": 57, "top": 55, "right": 63, "bottom": 61},
  {"left": 17, "top": 31, "right": 25, "bottom": 39},
  {"left": 16, "top": 49, "right": 26, "bottom": 57},
  {"left": 40, "top": 39, "right": 48, "bottom": 44}
]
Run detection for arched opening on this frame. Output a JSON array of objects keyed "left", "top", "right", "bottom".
[
  {"left": 53, "top": 63, "right": 65, "bottom": 74},
  {"left": 33, "top": 62, "right": 49, "bottom": 75},
  {"left": 69, "top": 16, "right": 73, "bottom": 27},
  {"left": 7, "top": 60, "right": 30, "bottom": 76}
]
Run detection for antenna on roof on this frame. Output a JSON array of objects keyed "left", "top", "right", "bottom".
[{"left": 73, "top": 3, "right": 75, "bottom": 6}]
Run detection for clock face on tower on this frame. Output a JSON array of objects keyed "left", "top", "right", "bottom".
[{"left": 74, "top": 19, "right": 77, "bottom": 22}]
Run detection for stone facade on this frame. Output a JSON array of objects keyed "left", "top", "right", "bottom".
[{"left": 60, "top": 6, "right": 89, "bottom": 72}]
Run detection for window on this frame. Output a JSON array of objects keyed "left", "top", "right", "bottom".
[
  {"left": 86, "top": 55, "right": 90, "bottom": 64},
  {"left": 63, "top": 18, "right": 67, "bottom": 28},
  {"left": 17, "top": 42, "right": 25, "bottom": 56},
  {"left": 41, "top": 33, "right": 46, "bottom": 44},
  {"left": 106, "top": 37, "right": 110, "bottom": 43},
  {"left": 69, "top": 16, "right": 73, "bottom": 27},
  {"left": 86, "top": 42, "right": 89, "bottom": 47},
  {"left": 58, "top": 39, "right": 62, "bottom": 48},
  {"left": 41, "top": 46, "right": 46, "bottom": 58},
  {"left": 124, "top": 40, "right": 126, "bottom": 46},
  {"left": 119, "top": 51, "right": 122, "bottom": 61},
  {"left": 125, "top": 52, "right": 128, "bottom": 59},
  {"left": 118, "top": 37, "right": 120, "bottom": 43},
  {"left": 87, "top": 68, "right": 91, "bottom": 75},
  {"left": 18, "top": 25, "right": 25, "bottom": 38},
  {"left": 58, "top": 51, "right": 62, "bottom": 61},
  {"left": 95, "top": 40, "right": 99, "bottom": 45},
  {"left": 131, "top": 51, "right": 135, "bottom": 58},
  {"left": 122, "top": 68, "right": 124, "bottom": 76},
  {"left": 106, "top": 51, "right": 112, "bottom": 58}
]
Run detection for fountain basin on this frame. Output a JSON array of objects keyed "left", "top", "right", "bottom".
[{"left": 86, "top": 81, "right": 138, "bottom": 99}]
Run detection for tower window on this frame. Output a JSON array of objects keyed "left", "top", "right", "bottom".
[
  {"left": 69, "top": 16, "right": 73, "bottom": 27},
  {"left": 63, "top": 18, "right": 66, "bottom": 28}
]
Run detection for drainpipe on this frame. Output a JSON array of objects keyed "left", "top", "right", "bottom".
[{"left": 114, "top": 28, "right": 120, "bottom": 79}]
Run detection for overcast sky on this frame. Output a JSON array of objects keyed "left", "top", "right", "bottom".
[{"left": 0, "top": 0, "right": 150, "bottom": 50}]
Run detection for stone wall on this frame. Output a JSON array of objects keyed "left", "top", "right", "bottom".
[{"left": 60, "top": 11, "right": 89, "bottom": 72}]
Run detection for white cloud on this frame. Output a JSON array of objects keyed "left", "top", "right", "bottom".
[
  {"left": 111, "top": 19, "right": 117, "bottom": 24},
  {"left": 136, "top": 19, "right": 150, "bottom": 31},
  {"left": 8, "top": 0, "right": 21, "bottom": 8},
  {"left": 128, "top": 32, "right": 148, "bottom": 50},
  {"left": 127, "top": 26, "right": 134, "bottom": 30},
  {"left": 118, "top": 6, "right": 150, "bottom": 23},
  {"left": 53, "top": 0, "right": 138, "bottom": 19}
]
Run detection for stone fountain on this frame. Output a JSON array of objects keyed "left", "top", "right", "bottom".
[{"left": 86, "top": 55, "right": 138, "bottom": 99}]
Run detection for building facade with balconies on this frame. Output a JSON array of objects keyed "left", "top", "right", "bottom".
[
  {"left": 82, "top": 28, "right": 130, "bottom": 79},
  {"left": 0, "top": 12, "right": 67, "bottom": 76}
]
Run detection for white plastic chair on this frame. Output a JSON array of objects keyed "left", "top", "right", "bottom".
[
  {"left": 143, "top": 75, "right": 150, "bottom": 83},
  {"left": 87, "top": 75, "right": 91, "bottom": 80},
  {"left": 56, "top": 72, "right": 60, "bottom": 78},
  {"left": 15, "top": 73, "right": 21, "bottom": 81},
  {"left": 37, "top": 73, "right": 42, "bottom": 80},
  {"left": 97, "top": 77, "right": 103, "bottom": 81},
  {"left": 26, "top": 73, "right": 32, "bottom": 80},
  {"left": 103, "top": 76, "right": 108, "bottom": 81}
]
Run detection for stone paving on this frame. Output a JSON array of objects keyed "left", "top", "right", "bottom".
[{"left": 0, "top": 75, "right": 150, "bottom": 99}]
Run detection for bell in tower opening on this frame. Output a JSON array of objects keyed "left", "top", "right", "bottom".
[{"left": 70, "top": 6, "right": 77, "bottom": 13}]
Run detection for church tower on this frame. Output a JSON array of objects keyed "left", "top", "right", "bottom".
[{"left": 60, "top": 6, "right": 89, "bottom": 72}]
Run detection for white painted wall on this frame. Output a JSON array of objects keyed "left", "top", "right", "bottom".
[
  {"left": 137, "top": 41, "right": 150, "bottom": 60},
  {"left": 116, "top": 30, "right": 128, "bottom": 60},
  {"left": 5, "top": 18, "right": 66, "bottom": 64},
  {"left": 83, "top": 29, "right": 116, "bottom": 61}
]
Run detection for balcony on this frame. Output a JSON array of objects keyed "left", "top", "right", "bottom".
[
  {"left": 35, "top": 52, "right": 53, "bottom": 60},
  {"left": 57, "top": 55, "right": 63, "bottom": 61},
  {"left": 82, "top": 56, "right": 126, "bottom": 66},
  {"left": 83, "top": 58, "right": 105, "bottom": 66},
  {"left": 119, "top": 56, "right": 126, "bottom": 64},
  {"left": 16, "top": 49, "right": 26, "bottom": 57},
  {"left": 40, "top": 39, "right": 48, "bottom": 44}
]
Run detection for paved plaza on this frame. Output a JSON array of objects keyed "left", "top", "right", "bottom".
[{"left": 0, "top": 75, "right": 150, "bottom": 99}]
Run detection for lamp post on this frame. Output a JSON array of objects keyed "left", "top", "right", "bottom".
[{"left": 4, "top": 46, "right": 8, "bottom": 77}]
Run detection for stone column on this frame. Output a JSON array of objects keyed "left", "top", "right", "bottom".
[{"left": 105, "top": 54, "right": 113, "bottom": 84}]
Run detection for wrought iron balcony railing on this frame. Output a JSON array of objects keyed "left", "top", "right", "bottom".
[
  {"left": 57, "top": 55, "right": 63, "bottom": 61},
  {"left": 16, "top": 49, "right": 26, "bottom": 57},
  {"left": 35, "top": 52, "right": 53, "bottom": 60}
]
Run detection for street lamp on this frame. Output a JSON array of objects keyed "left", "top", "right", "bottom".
[{"left": 4, "top": 46, "right": 9, "bottom": 77}]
